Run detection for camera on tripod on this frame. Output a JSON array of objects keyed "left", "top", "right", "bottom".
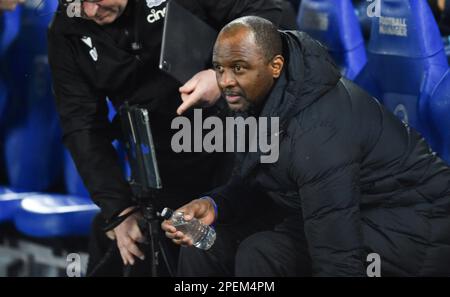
[
  {"left": 118, "top": 102, "right": 174, "bottom": 277},
  {"left": 119, "top": 102, "right": 162, "bottom": 200}
]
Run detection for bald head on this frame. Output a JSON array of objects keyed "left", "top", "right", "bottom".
[{"left": 217, "top": 16, "right": 283, "bottom": 62}]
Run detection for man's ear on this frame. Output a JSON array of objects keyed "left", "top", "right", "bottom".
[{"left": 271, "top": 55, "right": 284, "bottom": 79}]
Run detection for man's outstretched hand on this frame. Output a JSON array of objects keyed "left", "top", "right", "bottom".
[{"left": 177, "top": 69, "right": 221, "bottom": 115}]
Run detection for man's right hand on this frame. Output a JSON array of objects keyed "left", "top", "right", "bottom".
[
  {"left": 161, "top": 198, "right": 216, "bottom": 247},
  {"left": 0, "top": 0, "right": 24, "bottom": 11},
  {"left": 111, "top": 206, "right": 146, "bottom": 266}
]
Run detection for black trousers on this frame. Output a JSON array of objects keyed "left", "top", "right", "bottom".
[{"left": 177, "top": 215, "right": 313, "bottom": 277}]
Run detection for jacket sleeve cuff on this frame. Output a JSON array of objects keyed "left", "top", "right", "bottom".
[{"left": 99, "top": 198, "right": 135, "bottom": 223}]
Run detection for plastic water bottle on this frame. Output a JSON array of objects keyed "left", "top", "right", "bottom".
[{"left": 161, "top": 207, "right": 216, "bottom": 250}]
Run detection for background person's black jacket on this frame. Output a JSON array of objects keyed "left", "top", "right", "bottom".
[
  {"left": 211, "top": 31, "right": 450, "bottom": 276},
  {"left": 429, "top": 0, "right": 450, "bottom": 35},
  {"left": 47, "top": 0, "right": 284, "bottom": 222}
]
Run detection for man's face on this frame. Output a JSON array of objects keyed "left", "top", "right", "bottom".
[
  {"left": 82, "top": 0, "right": 128, "bottom": 25},
  {"left": 212, "top": 27, "right": 283, "bottom": 112}
]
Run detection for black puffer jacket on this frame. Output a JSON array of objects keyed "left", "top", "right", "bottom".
[{"left": 212, "top": 31, "right": 450, "bottom": 276}]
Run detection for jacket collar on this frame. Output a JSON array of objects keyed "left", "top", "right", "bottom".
[{"left": 240, "top": 30, "right": 342, "bottom": 178}]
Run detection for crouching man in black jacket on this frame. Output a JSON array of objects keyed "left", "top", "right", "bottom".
[{"left": 162, "top": 16, "right": 450, "bottom": 277}]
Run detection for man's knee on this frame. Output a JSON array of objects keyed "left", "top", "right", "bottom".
[
  {"left": 177, "top": 246, "right": 219, "bottom": 277},
  {"left": 236, "top": 232, "right": 270, "bottom": 257},
  {"left": 235, "top": 231, "right": 311, "bottom": 277},
  {"left": 177, "top": 225, "right": 240, "bottom": 276},
  {"left": 235, "top": 232, "right": 277, "bottom": 276}
]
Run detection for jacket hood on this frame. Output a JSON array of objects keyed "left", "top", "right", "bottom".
[
  {"left": 240, "top": 31, "right": 342, "bottom": 177},
  {"left": 260, "top": 30, "right": 342, "bottom": 127}
]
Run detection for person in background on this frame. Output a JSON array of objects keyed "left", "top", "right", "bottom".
[
  {"left": 0, "top": 0, "right": 24, "bottom": 12},
  {"left": 429, "top": 0, "right": 450, "bottom": 35}
]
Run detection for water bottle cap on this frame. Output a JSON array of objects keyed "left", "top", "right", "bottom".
[{"left": 160, "top": 207, "right": 173, "bottom": 220}]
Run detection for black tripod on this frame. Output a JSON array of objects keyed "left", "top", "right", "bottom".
[{"left": 122, "top": 184, "right": 175, "bottom": 277}]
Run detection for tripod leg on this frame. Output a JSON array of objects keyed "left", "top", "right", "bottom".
[
  {"left": 139, "top": 204, "right": 175, "bottom": 277},
  {"left": 158, "top": 240, "right": 174, "bottom": 277},
  {"left": 147, "top": 221, "right": 159, "bottom": 277}
]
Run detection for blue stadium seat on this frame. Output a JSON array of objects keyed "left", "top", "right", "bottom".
[
  {"left": 3, "top": 0, "right": 63, "bottom": 191},
  {"left": 353, "top": 0, "right": 373, "bottom": 41},
  {"left": 14, "top": 194, "right": 99, "bottom": 237},
  {"left": 427, "top": 70, "right": 450, "bottom": 163},
  {"left": 443, "top": 35, "right": 450, "bottom": 63},
  {"left": 355, "top": 0, "right": 449, "bottom": 150},
  {"left": 0, "top": 187, "right": 36, "bottom": 223},
  {"left": 0, "top": 8, "right": 21, "bottom": 125},
  {"left": 297, "top": 0, "right": 367, "bottom": 79},
  {"left": 0, "top": 79, "right": 6, "bottom": 125},
  {"left": 0, "top": 7, "right": 21, "bottom": 56}
]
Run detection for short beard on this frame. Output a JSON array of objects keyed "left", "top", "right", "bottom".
[{"left": 231, "top": 103, "right": 261, "bottom": 118}]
